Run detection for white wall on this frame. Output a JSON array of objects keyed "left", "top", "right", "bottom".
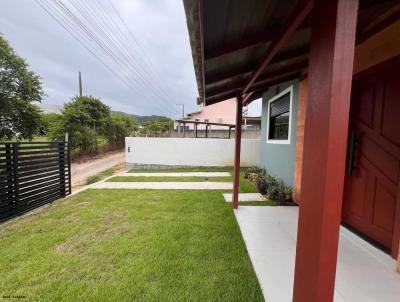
[{"left": 125, "top": 137, "right": 260, "bottom": 167}]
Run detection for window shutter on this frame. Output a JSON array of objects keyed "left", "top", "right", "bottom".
[{"left": 270, "top": 93, "right": 290, "bottom": 117}]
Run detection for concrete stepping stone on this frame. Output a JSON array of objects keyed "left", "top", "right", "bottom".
[
  {"left": 223, "top": 193, "right": 265, "bottom": 202},
  {"left": 120, "top": 172, "right": 231, "bottom": 177},
  {"left": 91, "top": 181, "right": 233, "bottom": 190}
]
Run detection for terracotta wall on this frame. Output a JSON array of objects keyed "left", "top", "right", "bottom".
[
  {"left": 293, "top": 78, "right": 308, "bottom": 204},
  {"left": 293, "top": 19, "right": 400, "bottom": 268}
]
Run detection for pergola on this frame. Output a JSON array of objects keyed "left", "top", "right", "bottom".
[{"left": 183, "top": 0, "right": 400, "bottom": 301}]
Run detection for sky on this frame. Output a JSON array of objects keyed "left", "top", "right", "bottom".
[{"left": 0, "top": 0, "right": 261, "bottom": 118}]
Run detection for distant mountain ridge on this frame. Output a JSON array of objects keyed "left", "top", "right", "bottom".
[
  {"left": 39, "top": 103, "right": 171, "bottom": 124},
  {"left": 112, "top": 111, "right": 171, "bottom": 124}
]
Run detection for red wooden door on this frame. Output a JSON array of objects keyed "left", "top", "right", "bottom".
[{"left": 343, "top": 58, "right": 400, "bottom": 257}]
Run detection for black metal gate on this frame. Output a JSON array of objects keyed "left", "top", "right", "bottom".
[{"left": 0, "top": 141, "right": 71, "bottom": 222}]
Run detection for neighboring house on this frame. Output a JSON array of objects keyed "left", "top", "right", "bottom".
[
  {"left": 175, "top": 99, "right": 261, "bottom": 130},
  {"left": 184, "top": 0, "right": 400, "bottom": 301},
  {"left": 175, "top": 98, "right": 237, "bottom": 130}
]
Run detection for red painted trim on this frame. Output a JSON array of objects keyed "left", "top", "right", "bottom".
[
  {"left": 232, "top": 94, "right": 243, "bottom": 209},
  {"left": 293, "top": 0, "right": 359, "bottom": 301},
  {"left": 242, "top": 0, "right": 313, "bottom": 94}
]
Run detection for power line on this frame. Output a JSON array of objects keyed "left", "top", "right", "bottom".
[
  {"left": 35, "top": 0, "right": 180, "bottom": 116},
  {"left": 59, "top": 0, "right": 180, "bottom": 114},
  {"left": 87, "top": 0, "right": 179, "bottom": 108}
]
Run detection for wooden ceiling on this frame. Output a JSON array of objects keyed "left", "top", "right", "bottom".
[{"left": 183, "top": 0, "right": 400, "bottom": 105}]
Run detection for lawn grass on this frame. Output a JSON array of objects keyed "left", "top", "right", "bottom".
[
  {"left": 85, "top": 164, "right": 124, "bottom": 185},
  {"left": 128, "top": 166, "right": 233, "bottom": 173},
  {"left": 123, "top": 167, "right": 259, "bottom": 193},
  {"left": 107, "top": 176, "right": 233, "bottom": 182},
  {"left": 85, "top": 168, "right": 115, "bottom": 184},
  {"left": 0, "top": 189, "right": 264, "bottom": 302}
]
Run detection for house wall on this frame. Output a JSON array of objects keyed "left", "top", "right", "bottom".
[
  {"left": 294, "top": 20, "right": 400, "bottom": 204},
  {"left": 125, "top": 137, "right": 260, "bottom": 167},
  {"left": 291, "top": 20, "right": 400, "bottom": 268},
  {"left": 169, "top": 129, "right": 261, "bottom": 139},
  {"left": 260, "top": 79, "right": 299, "bottom": 186}
]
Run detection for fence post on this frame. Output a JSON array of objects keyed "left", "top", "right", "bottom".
[
  {"left": 58, "top": 142, "right": 66, "bottom": 197},
  {"left": 67, "top": 142, "right": 72, "bottom": 195},
  {"left": 4, "top": 143, "right": 13, "bottom": 212},
  {"left": 12, "top": 143, "right": 19, "bottom": 213}
]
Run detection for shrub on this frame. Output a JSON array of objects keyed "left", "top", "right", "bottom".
[
  {"left": 256, "top": 177, "right": 268, "bottom": 195},
  {"left": 244, "top": 166, "right": 265, "bottom": 179},
  {"left": 255, "top": 172, "right": 294, "bottom": 205}
]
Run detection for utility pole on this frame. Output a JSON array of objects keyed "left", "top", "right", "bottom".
[
  {"left": 78, "top": 71, "right": 83, "bottom": 97},
  {"left": 176, "top": 104, "right": 185, "bottom": 137},
  {"left": 176, "top": 104, "right": 185, "bottom": 118}
]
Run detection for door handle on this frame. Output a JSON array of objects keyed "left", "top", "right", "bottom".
[{"left": 348, "top": 130, "right": 358, "bottom": 177}]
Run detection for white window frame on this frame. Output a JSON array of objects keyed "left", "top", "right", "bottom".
[{"left": 266, "top": 85, "right": 293, "bottom": 145}]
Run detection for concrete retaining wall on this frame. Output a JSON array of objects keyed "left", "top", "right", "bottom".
[{"left": 125, "top": 137, "right": 260, "bottom": 167}]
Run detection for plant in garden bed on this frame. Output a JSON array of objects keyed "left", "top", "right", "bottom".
[
  {"left": 244, "top": 166, "right": 265, "bottom": 180},
  {"left": 245, "top": 166, "right": 295, "bottom": 206}
]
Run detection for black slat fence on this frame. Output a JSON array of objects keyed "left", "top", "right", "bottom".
[{"left": 0, "top": 141, "right": 71, "bottom": 222}]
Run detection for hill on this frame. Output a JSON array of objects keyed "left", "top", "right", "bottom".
[{"left": 112, "top": 111, "right": 172, "bottom": 124}]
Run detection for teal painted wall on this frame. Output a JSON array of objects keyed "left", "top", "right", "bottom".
[{"left": 260, "top": 79, "right": 299, "bottom": 186}]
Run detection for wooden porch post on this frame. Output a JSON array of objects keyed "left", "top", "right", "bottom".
[
  {"left": 293, "top": 0, "right": 358, "bottom": 301},
  {"left": 232, "top": 93, "right": 243, "bottom": 209}
]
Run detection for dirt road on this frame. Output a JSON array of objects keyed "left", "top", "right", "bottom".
[{"left": 71, "top": 151, "right": 125, "bottom": 186}]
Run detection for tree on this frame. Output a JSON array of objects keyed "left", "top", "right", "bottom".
[
  {"left": 139, "top": 117, "right": 173, "bottom": 137},
  {"left": 51, "top": 96, "right": 111, "bottom": 152},
  {"left": 38, "top": 112, "right": 62, "bottom": 136},
  {"left": 0, "top": 36, "right": 44, "bottom": 140},
  {"left": 105, "top": 113, "right": 138, "bottom": 149}
]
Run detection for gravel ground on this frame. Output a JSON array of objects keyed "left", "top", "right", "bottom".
[{"left": 71, "top": 151, "right": 125, "bottom": 186}]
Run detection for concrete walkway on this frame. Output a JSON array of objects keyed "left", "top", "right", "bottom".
[
  {"left": 223, "top": 193, "right": 265, "bottom": 202},
  {"left": 121, "top": 172, "right": 231, "bottom": 177},
  {"left": 235, "top": 206, "right": 400, "bottom": 302},
  {"left": 91, "top": 181, "right": 233, "bottom": 190}
]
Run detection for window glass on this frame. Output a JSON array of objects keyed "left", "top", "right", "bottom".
[{"left": 268, "top": 92, "right": 290, "bottom": 140}]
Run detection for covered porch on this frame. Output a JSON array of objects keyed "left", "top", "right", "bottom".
[
  {"left": 235, "top": 206, "right": 400, "bottom": 302},
  {"left": 184, "top": 0, "right": 400, "bottom": 301}
]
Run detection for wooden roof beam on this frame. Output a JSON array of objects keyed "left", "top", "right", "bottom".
[
  {"left": 206, "top": 61, "right": 308, "bottom": 98},
  {"left": 206, "top": 70, "right": 303, "bottom": 105},
  {"left": 205, "top": 30, "right": 273, "bottom": 61},
  {"left": 242, "top": 0, "right": 313, "bottom": 95},
  {"left": 206, "top": 45, "right": 309, "bottom": 86},
  {"left": 204, "top": 23, "right": 310, "bottom": 62}
]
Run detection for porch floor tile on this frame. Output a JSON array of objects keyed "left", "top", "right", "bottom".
[
  {"left": 234, "top": 206, "right": 400, "bottom": 302},
  {"left": 223, "top": 193, "right": 265, "bottom": 202}
]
